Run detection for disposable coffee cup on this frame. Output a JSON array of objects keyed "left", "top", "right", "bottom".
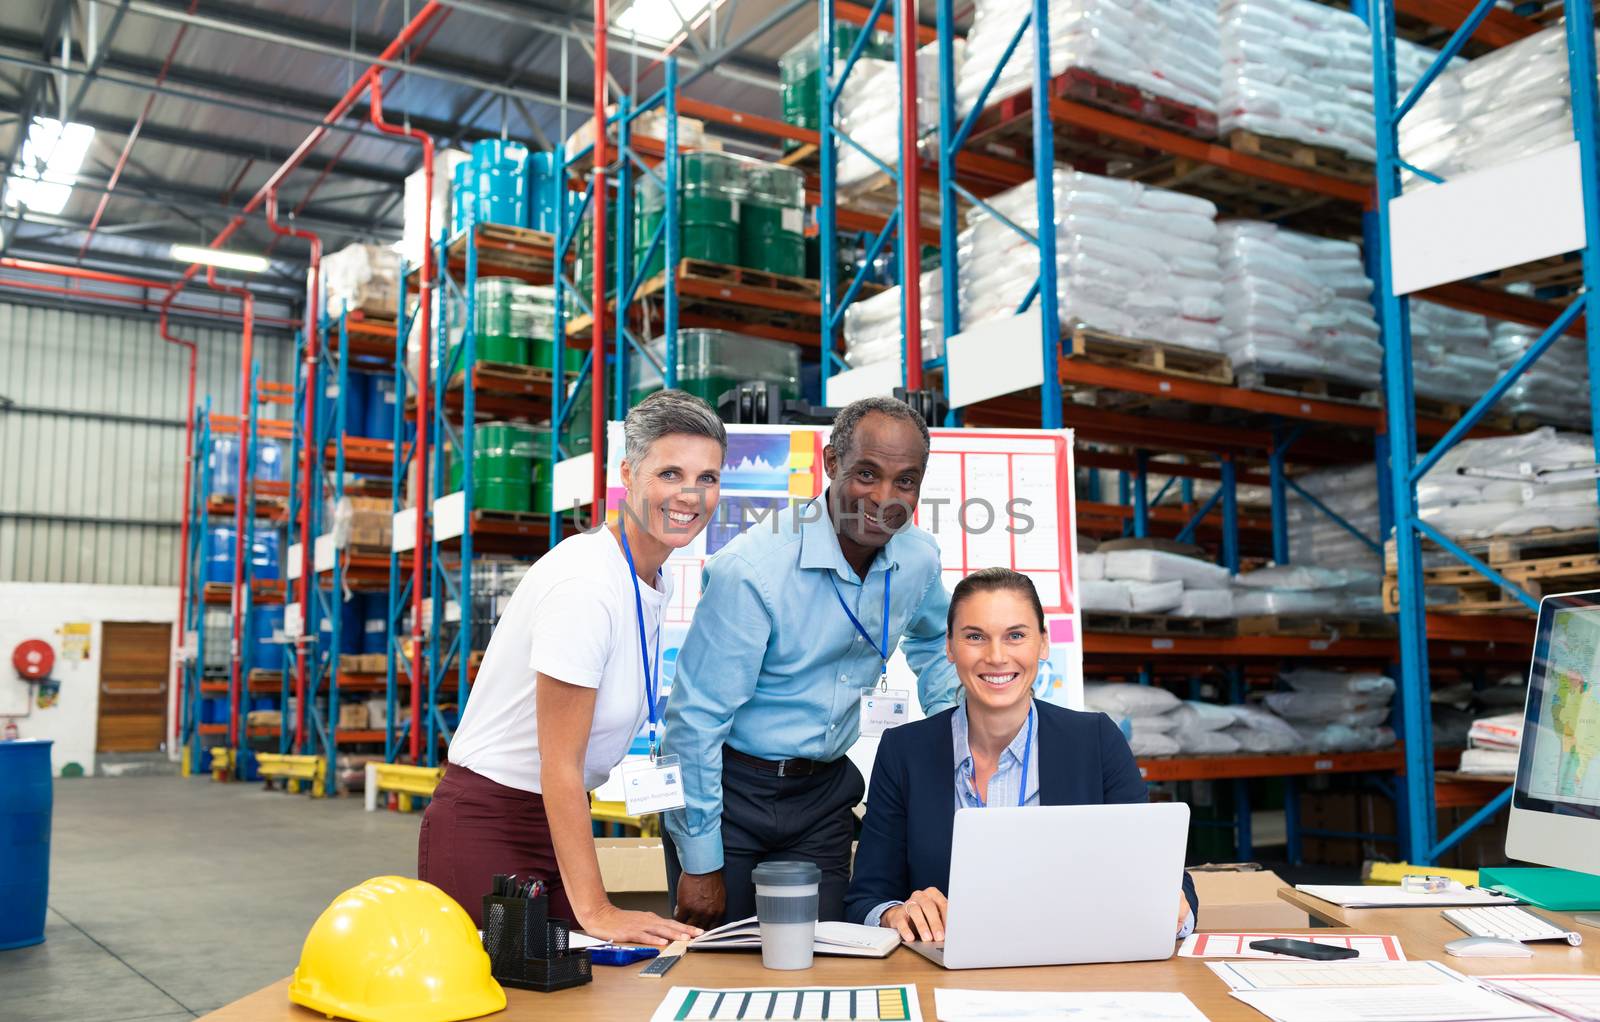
[{"left": 751, "top": 860, "right": 821, "bottom": 970}]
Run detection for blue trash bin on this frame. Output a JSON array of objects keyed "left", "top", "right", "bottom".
[{"left": 0, "top": 739, "right": 53, "bottom": 950}]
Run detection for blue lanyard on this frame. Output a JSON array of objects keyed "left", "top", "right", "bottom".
[
  {"left": 617, "top": 523, "right": 664, "bottom": 756},
  {"left": 972, "top": 703, "right": 1034, "bottom": 808},
  {"left": 828, "top": 569, "right": 892, "bottom": 675}
]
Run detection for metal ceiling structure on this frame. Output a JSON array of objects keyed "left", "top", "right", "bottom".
[{"left": 0, "top": 0, "right": 821, "bottom": 298}]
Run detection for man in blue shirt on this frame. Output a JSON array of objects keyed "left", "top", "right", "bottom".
[{"left": 662, "top": 397, "right": 960, "bottom": 928}]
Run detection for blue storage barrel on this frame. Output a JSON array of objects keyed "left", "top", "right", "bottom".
[
  {"left": 325, "top": 374, "right": 368, "bottom": 437},
  {"left": 250, "top": 530, "right": 280, "bottom": 581},
  {"left": 365, "top": 374, "right": 399, "bottom": 442},
  {"left": 208, "top": 435, "right": 240, "bottom": 497},
  {"left": 255, "top": 437, "right": 285, "bottom": 484},
  {"left": 205, "top": 526, "right": 235, "bottom": 585},
  {"left": 0, "top": 739, "right": 52, "bottom": 950},
  {"left": 472, "top": 139, "right": 529, "bottom": 228},
  {"left": 320, "top": 597, "right": 362, "bottom": 655},
  {"left": 361, "top": 593, "right": 388, "bottom": 655},
  {"left": 451, "top": 161, "right": 472, "bottom": 236},
  {"left": 253, "top": 604, "right": 286, "bottom": 672},
  {"left": 527, "top": 151, "right": 559, "bottom": 234}
]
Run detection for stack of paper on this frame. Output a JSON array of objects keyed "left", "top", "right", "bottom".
[
  {"left": 689, "top": 917, "right": 900, "bottom": 958},
  {"left": 1293, "top": 883, "right": 1518, "bottom": 908},
  {"left": 1461, "top": 713, "right": 1525, "bottom": 775},
  {"left": 933, "top": 990, "right": 1209, "bottom": 1021},
  {"left": 1483, "top": 975, "right": 1600, "bottom": 1022},
  {"left": 1212, "top": 960, "right": 1551, "bottom": 1022}
]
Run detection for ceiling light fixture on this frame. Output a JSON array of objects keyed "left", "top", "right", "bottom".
[
  {"left": 3, "top": 118, "right": 96, "bottom": 217},
  {"left": 170, "top": 244, "right": 271, "bottom": 273}
]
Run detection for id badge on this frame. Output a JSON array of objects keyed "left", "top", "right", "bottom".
[
  {"left": 859, "top": 688, "right": 911, "bottom": 737},
  {"left": 621, "top": 755, "right": 687, "bottom": 815}
]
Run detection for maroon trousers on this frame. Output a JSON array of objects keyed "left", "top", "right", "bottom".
[{"left": 418, "top": 762, "right": 574, "bottom": 927}]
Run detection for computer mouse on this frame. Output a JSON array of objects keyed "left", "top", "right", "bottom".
[{"left": 1445, "top": 936, "right": 1534, "bottom": 958}]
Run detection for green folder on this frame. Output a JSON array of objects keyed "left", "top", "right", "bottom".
[{"left": 1479, "top": 866, "right": 1600, "bottom": 911}]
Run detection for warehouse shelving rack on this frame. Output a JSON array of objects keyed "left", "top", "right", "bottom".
[
  {"left": 1366, "top": 0, "right": 1600, "bottom": 864},
  {"left": 423, "top": 209, "right": 559, "bottom": 764},
  {"left": 386, "top": 270, "right": 421, "bottom": 767},
  {"left": 178, "top": 399, "right": 215, "bottom": 777},
  {"left": 919, "top": 0, "right": 1559, "bottom": 861}
]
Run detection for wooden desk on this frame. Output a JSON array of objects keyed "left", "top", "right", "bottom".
[
  {"left": 1279, "top": 887, "right": 1600, "bottom": 978},
  {"left": 199, "top": 928, "right": 1342, "bottom": 1022}
]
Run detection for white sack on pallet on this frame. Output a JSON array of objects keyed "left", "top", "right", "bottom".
[
  {"left": 1231, "top": 589, "right": 1343, "bottom": 617},
  {"left": 1103, "top": 549, "right": 1232, "bottom": 589},
  {"left": 1128, "top": 730, "right": 1182, "bottom": 757},
  {"left": 1399, "top": 25, "right": 1599, "bottom": 191},
  {"left": 959, "top": 167, "right": 1224, "bottom": 351},
  {"left": 1281, "top": 669, "right": 1397, "bottom": 699},
  {"left": 1217, "top": 220, "right": 1381, "bottom": 388},
  {"left": 1127, "top": 579, "right": 1185, "bottom": 613},
  {"left": 1173, "top": 700, "right": 1236, "bottom": 732},
  {"left": 1227, "top": 723, "right": 1301, "bottom": 753},
  {"left": 1234, "top": 564, "right": 1350, "bottom": 591},
  {"left": 1297, "top": 723, "right": 1397, "bottom": 753},
  {"left": 956, "top": 0, "right": 1221, "bottom": 120},
  {"left": 1084, "top": 681, "right": 1181, "bottom": 716},
  {"left": 1263, "top": 690, "right": 1390, "bottom": 726},
  {"left": 843, "top": 268, "right": 945, "bottom": 369},
  {"left": 1412, "top": 301, "right": 1498, "bottom": 406},
  {"left": 1171, "top": 588, "right": 1235, "bottom": 618},
  {"left": 1418, "top": 426, "right": 1600, "bottom": 538},
  {"left": 1176, "top": 728, "right": 1242, "bottom": 755},
  {"left": 1082, "top": 578, "right": 1134, "bottom": 612},
  {"left": 325, "top": 243, "right": 401, "bottom": 318},
  {"left": 1079, "top": 551, "right": 1107, "bottom": 581},
  {"left": 1491, "top": 320, "right": 1592, "bottom": 426},
  {"left": 837, "top": 41, "right": 958, "bottom": 188}
]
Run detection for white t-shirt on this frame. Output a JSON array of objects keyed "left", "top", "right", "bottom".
[{"left": 448, "top": 526, "right": 671, "bottom": 793}]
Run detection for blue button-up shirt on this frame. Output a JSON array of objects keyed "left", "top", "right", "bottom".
[{"left": 662, "top": 498, "right": 960, "bottom": 875}]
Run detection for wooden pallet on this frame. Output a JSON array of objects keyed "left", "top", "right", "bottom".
[
  {"left": 1083, "top": 611, "right": 1234, "bottom": 636},
  {"left": 447, "top": 223, "right": 556, "bottom": 275},
  {"left": 1233, "top": 615, "right": 1397, "bottom": 638},
  {"left": 340, "top": 653, "right": 389, "bottom": 675},
  {"left": 1065, "top": 326, "right": 1234, "bottom": 384},
  {"left": 446, "top": 360, "right": 557, "bottom": 390},
  {"left": 1412, "top": 395, "right": 1517, "bottom": 429},
  {"left": 1137, "top": 154, "right": 1362, "bottom": 236},
  {"left": 1476, "top": 253, "right": 1584, "bottom": 294},
  {"left": 472, "top": 507, "right": 546, "bottom": 526},
  {"left": 1057, "top": 67, "right": 1220, "bottom": 140},
  {"left": 1224, "top": 130, "right": 1374, "bottom": 186},
  {"left": 1233, "top": 369, "right": 1379, "bottom": 407},
  {"left": 1386, "top": 527, "right": 1600, "bottom": 572},
  {"left": 678, "top": 258, "right": 821, "bottom": 297},
  {"left": 1383, "top": 552, "right": 1600, "bottom": 614}
]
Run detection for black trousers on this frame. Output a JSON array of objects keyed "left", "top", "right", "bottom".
[{"left": 664, "top": 749, "right": 865, "bottom": 926}]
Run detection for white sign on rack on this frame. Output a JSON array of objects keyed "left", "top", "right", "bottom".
[
  {"left": 945, "top": 307, "right": 1047, "bottom": 408},
  {"left": 312, "top": 534, "right": 336, "bottom": 574},
  {"left": 286, "top": 542, "right": 303, "bottom": 581},
  {"left": 432, "top": 490, "right": 466, "bottom": 542},
  {"left": 392, "top": 506, "right": 417, "bottom": 553}
]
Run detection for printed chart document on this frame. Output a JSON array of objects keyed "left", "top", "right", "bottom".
[
  {"left": 688, "top": 917, "right": 900, "bottom": 958},
  {"left": 933, "top": 989, "right": 1209, "bottom": 1021},
  {"left": 1293, "top": 883, "right": 1518, "bottom": 908},
  {"left": 1229, "top": 986, "right": 1553, "bottom": 1022},
  {"left": 1180, "top": 932, "right": 1407, "bottom": 962},
  {"left": 1208, "top": 959, "right": 1473, "bottom": 991},
  {"left": 1483, "top": 975, "right": 1600, "bottom": 1022},
  {"left": 651, "top": 985, "right": 921, "bottom": 1022}
]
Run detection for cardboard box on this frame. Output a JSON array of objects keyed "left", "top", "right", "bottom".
[
  {"left": 1186, "top": 864, "right": 1309, "bottom": 931},
  {"left": 596, "top": 837, "right": 670, "bottom": 915},
  {"left": 338, "top": 703, "right": 370, "bottom": 730}
]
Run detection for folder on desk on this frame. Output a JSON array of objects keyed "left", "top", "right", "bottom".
[
  {"left": 689, "top": 917, "right": 901, "bottom": 958},
  {"left": 1479, "top": 867, "right": 1600, "bottom": 911}
]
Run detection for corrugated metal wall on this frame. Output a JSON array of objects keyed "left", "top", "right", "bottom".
[{"left": 0, "top": 302, "right": 296, "bottom": 585}]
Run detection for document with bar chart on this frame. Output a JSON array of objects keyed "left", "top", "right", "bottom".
[{"left": 650, "top": 986, "right": 922, "bottom": 1022}]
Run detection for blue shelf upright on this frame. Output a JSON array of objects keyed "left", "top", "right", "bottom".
[
  {"left": 1364, "top": 0, "right": 1600, "bottom": 863},
  {"left": 179, "top": 398, "right": 214, "bottom": 777},
  {"left": 387, "top": 264, "right": 425, "bottom": 766}
]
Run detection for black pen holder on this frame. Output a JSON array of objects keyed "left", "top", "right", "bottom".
[{"left": 481, "top": 893, "right": 593, "bottom": 992}]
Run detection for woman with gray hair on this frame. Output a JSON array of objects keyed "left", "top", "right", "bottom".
[{"left": 418, "top": 389, "right": 726, "bottom": 945}]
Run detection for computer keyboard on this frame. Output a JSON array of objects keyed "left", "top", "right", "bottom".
[{"left": 1444, "top": 905, "right": 1584, "bottom": 945}]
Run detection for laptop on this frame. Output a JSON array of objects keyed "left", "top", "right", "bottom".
[{"left": 907, "top": 802, "right": 1191, "bottom": 969}]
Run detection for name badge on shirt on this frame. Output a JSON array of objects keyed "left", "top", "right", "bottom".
[
  {"left": 859, "top": 688, "right": 911, "bottom": 737},
  {"left": 622, "top": 755, "right": 687, "bottom": 815}
]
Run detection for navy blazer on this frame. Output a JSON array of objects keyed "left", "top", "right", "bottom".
[{"left": 845, "top": 700, "right": 1200, "bottom": 927}]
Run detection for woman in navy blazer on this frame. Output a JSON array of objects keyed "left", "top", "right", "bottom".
[{"left": 845, "top": 568, "right": 1200, "bottom": 941}]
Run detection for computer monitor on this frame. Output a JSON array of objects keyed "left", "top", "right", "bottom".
[{"left": 1506, "top": 589, "right": 1600, "bottom": 875}]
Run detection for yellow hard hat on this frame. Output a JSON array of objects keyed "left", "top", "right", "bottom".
[{"left": 288, "top": 876, "right": 506, "bottom": 1022}]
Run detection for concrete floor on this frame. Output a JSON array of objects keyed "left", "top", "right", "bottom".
[{"left": 4, "top": 776, "right": 421, "bottom": 1021}]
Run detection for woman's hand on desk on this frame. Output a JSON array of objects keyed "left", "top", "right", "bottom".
[
  {"left": 580, "top": 902, "right": 702, "bottom": 947},
  {"left": 1177, "top": 891, "right": 1192, "bottom": 936},
  {"left": 882, "top": 888, "right": 948, "bottom": 943}
]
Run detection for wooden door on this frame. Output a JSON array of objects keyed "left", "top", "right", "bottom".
[{"left": 97, "top": 622, "right": 172, "bottom": 752}]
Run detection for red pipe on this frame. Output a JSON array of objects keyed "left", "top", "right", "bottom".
[
  {"left": 265, "top": 192, "right": 320, "bottom": 755},
  {"left": 0, "top": 260, "right": 293, "bottom": 326},
  {"left": 76, "top": 0, "right": 200, "bottom": 260},
  {"left": 204, "top": 265, "right": 255, "bottom": 756},
  {"left": 592, "top": 0, "right": 609, "bottom": 524},
  {"left": 162, "top": 2, "right": 447, "bottom": 299},
  {"left": 898, "top": 0, "right": 923, "bottom": 392},
  {"left": 368, "top": 80, "right": 433, "bottom": 766}
]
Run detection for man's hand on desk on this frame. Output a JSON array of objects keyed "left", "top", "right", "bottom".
[
  {"left": 1178, "top": 891, "right": 1192, "bottom": 936},
  {"left": 674, "top": 870, "right": 727, "bottom": 930},
  {"left": 883, "top": 888, "right": 948, "bottom": 943}
]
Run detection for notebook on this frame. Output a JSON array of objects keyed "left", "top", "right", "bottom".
[{"left": 689, "top": 916, "right": 901, "bottom": 958}]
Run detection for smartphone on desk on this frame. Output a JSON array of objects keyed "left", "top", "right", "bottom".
[{"left": 1247, "top": 938, "right": 1360, "bottom": 961}]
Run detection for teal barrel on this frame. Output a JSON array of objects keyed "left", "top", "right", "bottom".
[{"left": 0, "top": 739, "right": 53, "bottom": 950}]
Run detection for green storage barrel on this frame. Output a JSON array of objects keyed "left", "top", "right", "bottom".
[
  {"left": 447, "top": 422, "right": 551, "bottom": 513},
  {"left": 576, "top": 215, "right": 616, "bottom": 301},
  {"left": 778, "top": 27, "right": 892, "bottom": 149},
  {"left": 459, "top": 277, "right": 530, "bottom": 367},
  {"left": 627, "top": 329, "right": 801, "bottom": 408},
  {"left": 739, "top": 164, "right": 806, "bottom": 277},
  {"left": 636, "top": 151, "right": 741, "bottom": 279}
]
